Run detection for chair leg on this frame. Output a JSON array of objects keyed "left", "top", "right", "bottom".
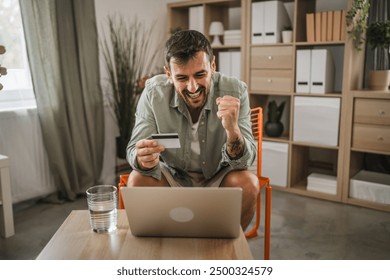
[{"left": 264, "top": 182, "right": 272, "bottom": 260}]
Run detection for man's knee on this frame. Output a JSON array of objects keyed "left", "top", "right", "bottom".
[
  {"left": 127, "top": 170, "right": 169, "bottom": 187},
  {"left": 221, "top": 171, "right": 259, "bottom": 198},
  {"left": 127, "top": 171, "right": 141, "bottom": 187}
]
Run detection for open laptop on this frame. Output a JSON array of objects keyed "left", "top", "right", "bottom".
[{"left": 120, "top": 187, "right": 242, "bottom": 238}]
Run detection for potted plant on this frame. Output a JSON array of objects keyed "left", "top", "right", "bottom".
[
  {"left": 265, "top": 100, "right": 285, "bottom": 137},
  {"left": 365, "top": 20, "right": 390, "bottom": 90},
  {"left": 101, "top": 15, "right": 160, "bottom": 159},
  {"left": 346, "top": 0, "right": 370, "bottom": 51},
  {"left": 281, "top": 25, "right": 293, "bottom": 43}
]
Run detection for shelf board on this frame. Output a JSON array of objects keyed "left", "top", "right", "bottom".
[
  {"left": 250, "top": 43, "right": 293, "bottom": 47},
  {"left": 287, "top": 185, "right": 340, "bottom": 202},
  {"left": 213, "top": 45, "right": 241, "bottom": 50},
  {"left": 346, "top": 197, "right": 390, "bottom": 212},
  {"left": 250, "top": 91, "right": 292, "bottom": 96},
  {"left": 295, "top": 41, "right": 345, "bottom": 46},
  {"left": 263, "top": 136, "right": 290, "bottom": 143},
  {"left": 294, "top": 92, "right": 342, "bottom": 97},
  {"left": 351, "top": 89, "right": 390, "bottom": 99},
  {"left": 292, "top": 142, "right": 339, "bottom": 150},
  {"left": 351, "top": 147, "right": 390, "bottom": 156}
]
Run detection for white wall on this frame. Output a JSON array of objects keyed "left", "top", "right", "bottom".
[
  {"left": 94, "top": 0, "right": 181, "bottom": 184},
  {"left": 95, "top": 0, "right": 182, "bottom": 89}
]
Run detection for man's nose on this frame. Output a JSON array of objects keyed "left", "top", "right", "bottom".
[{"left": 187, "top": 78, "right": 197, "bottom": 93}]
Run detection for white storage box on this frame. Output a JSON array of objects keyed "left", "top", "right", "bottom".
[
  {"left": 262, "top": 141, "right": 289, "bottom": 187},
  {"left": 252, "top": 1, "right": 290, "bottom": 44},
  {"left": 307, "top": 173, "right": 337, "bottom": 195},
  {"left": 293, "top": 96, "right": 340, "bottom": 146},
  {"left": 350, "top": 170, "right": 390, "bottom": 204}
]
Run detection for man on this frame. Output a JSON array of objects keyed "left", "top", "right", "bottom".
[{"left": 126, "top": 30, "right": 259, "bottom": 230}]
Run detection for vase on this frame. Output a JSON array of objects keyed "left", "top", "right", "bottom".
[
  {"left": 368, "top": 70, "right": 390, "bottom": 91},
  {"left": 265, "top": 121, "right": 283, "bottom": 137},
  {"left": 281, "top": 30, "right": 292, "bottom": 43}
]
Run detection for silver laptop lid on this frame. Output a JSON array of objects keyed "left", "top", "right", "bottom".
[{"left": 121, "top": 187, "right": 242, "bottom": 238}]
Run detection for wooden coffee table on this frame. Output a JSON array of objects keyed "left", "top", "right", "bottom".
[{"left": 36, "top": 210, "right": 253, "bottom": 260}]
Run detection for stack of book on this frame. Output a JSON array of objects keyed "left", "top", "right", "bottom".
[
  {"left": 306, "top": 10, "right": 346, "bottom": 43},
  {"left": 223, "top": 30, "right": 241, "bottom": 45},
  {"left": 307, "top": 173, "right": 337, "bottom": 195}
]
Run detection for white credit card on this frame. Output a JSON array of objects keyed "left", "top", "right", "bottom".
[{"left": 151, "top": 133, "right": 181, "bottom": 149}]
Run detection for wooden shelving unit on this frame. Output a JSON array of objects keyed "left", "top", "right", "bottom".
[{"left": 166, "top": 0, "right": 390, "bottom": 212}]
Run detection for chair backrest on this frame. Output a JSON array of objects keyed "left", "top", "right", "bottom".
[{"left": 250, "top": 107, "right": 263, "bottom": 177}]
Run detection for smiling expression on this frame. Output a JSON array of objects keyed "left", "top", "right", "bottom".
[{"left": 164, "top": 51, "right": 216, "bottom": 112}]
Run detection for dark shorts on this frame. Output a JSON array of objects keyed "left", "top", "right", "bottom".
[{"left": 160, "top": 162, "right": 233, "bottom": 188}]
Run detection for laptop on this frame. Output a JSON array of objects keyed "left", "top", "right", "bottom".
[{"left": 120, "top": 187, "right": 242, "bottom": 238}]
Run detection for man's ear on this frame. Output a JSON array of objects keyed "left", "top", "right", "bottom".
[
  {"left": 211, "top": 56, "right": 216, "bottom": 73},
  {"left": 164, "top": 66, "right": 173, "bottom": 84}
]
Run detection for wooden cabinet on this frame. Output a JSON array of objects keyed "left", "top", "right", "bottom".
[
  {"left": 167, "top": 0, "right": 390, "bottom": 212},
  {"left": 343, "top": 92, "right": 390, "bottom": 212},
  {"left": 250, "top": 46, "right": 294, "bottom": 93}
]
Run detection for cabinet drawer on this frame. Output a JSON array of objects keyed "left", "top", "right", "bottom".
[
  {"left": 352, "top": 124, "right": 390, "bottom": 152},
  {"left": 250, "top": 46, "right": 293, "bottom": 69},
  {"left": 250, "top": 69, "right": 292, "bottom": 92},
  {"left": 354, "top": 98, "right": 390, "bottom": 125}
]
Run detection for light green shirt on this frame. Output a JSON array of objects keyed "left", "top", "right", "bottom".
[{"left": 126, "top": 72, "right": 256, "bottom": 181}]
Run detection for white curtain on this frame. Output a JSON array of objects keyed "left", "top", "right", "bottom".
[{"left": 19, "top": 0, "right": 105, "bottom": 200}]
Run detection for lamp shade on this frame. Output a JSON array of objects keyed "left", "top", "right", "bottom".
[{"left": 209, "top": 21, "right": 224, "bottom": 35}]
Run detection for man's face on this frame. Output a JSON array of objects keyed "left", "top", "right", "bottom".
[{"left": 164, "top": 51, "right": 215, "bottom": 111}]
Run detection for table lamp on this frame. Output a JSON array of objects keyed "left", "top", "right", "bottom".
[{"left": 209, "top": 21, "right": 224, "bottom": 46}]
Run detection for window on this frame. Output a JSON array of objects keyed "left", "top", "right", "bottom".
[{"left": 0, "top": 0, "right": 36, "bottom": 110}]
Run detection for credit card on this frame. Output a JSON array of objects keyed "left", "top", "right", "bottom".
[{"left": 151, "top": 133, "right": 181, "bottom": 148}]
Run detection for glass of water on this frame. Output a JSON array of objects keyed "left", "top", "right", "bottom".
[{"left": 86, "top": 185, "right": 117, "bottom": 233}]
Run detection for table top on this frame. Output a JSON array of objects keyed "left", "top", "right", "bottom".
[{"left": 36, "top": 210, "right": 253, "bottom": 260}]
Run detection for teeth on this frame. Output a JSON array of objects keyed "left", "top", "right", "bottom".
[
  {"left": 188, "top": 91, "right": 200, "bottom": 99},
  {"left": 186, "top": 88, "right": 202, "bottom": 99}
]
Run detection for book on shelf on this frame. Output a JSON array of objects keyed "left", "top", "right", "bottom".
[
  {"left": 340, "top": 10, "right": 346, "bottom": 41},
  {"left": 332, "top": 10, "right": 341, "bottom": 41},
  {"left": 224, "top": 29, "right": 241, "bottom": 45},
  {"left": 306, "top": 13, "right": 315, "bottom": 42},
  {"left": 321, "top": 11, "right": 327, "bottom": 42},
  {"left": 189, "top": 6, "right": 204, "bottom": 34},
  {"left": 315, "top": 12, "right": 321, "bottom": 42},
  {"left": 327, "top": 11, "right": 333, "bottom": 41}
]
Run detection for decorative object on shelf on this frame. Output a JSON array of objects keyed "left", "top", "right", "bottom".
[
  {"left": 209, "top": 21, "right": 224, "bottom": 47},
  {"left": 0, "top": 45, "right": 6, "bottom": 91},
  {"left": 101, "top": 15, "right": 159, "bottom": 159},
  {"left": 265, "top": 100, "right": 285, "bottom": 137},
  {"left": 366, "top": 20, "right": 390, "bottom": 91},
  {"left": 346, "top": 0, "right": 370, "bottom": 51},
  {"left": 281, "top": 25, "right": 293, "bottom": 43}
]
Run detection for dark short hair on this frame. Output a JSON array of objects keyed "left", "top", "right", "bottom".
[{"left": 164, "top": 30, "right": 214, "bottom": 68}]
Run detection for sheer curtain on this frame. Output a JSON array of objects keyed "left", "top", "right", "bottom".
[{"left": 19, "top": 0, "right": 104, "bottom": 200}]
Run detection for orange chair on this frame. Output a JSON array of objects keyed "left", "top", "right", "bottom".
[
  {"left": 118, "top": 107, "right": 271, "bottom": 259},
  {"left": 246, "top": 106, "right": 272, "bottom": 260}
]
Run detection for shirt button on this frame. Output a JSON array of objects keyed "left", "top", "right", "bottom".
[
  {"left": 202, "top": 161, "right": 206, "bottom": 165},
  {"left": 201, "top": 122, "right": 204, "bottom": 125},
  {"left": 201, "top": 139, "right": 205, "bottom": 143}
]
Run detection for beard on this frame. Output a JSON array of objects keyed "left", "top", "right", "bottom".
[{"left": 180, "top": 86, "right": 207, "bottom": 109}]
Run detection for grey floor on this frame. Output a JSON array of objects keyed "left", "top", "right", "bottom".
[{"left": 1, "top": 190, "right": 389, "bottom": 260}]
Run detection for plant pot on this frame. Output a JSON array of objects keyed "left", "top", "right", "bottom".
[
  {"left": 281, "top": 30, "right": 292, "bottom": 43},
  {"left": 265, "top": 121, "right": 284, "bottom": 137},
  {"left": 368, "top": 70, "right": 390, "bottom": 91}
]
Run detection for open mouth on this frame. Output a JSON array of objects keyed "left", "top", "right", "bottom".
[{"left": 185, "top": 88, "right": 203, "bottom": 99}]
